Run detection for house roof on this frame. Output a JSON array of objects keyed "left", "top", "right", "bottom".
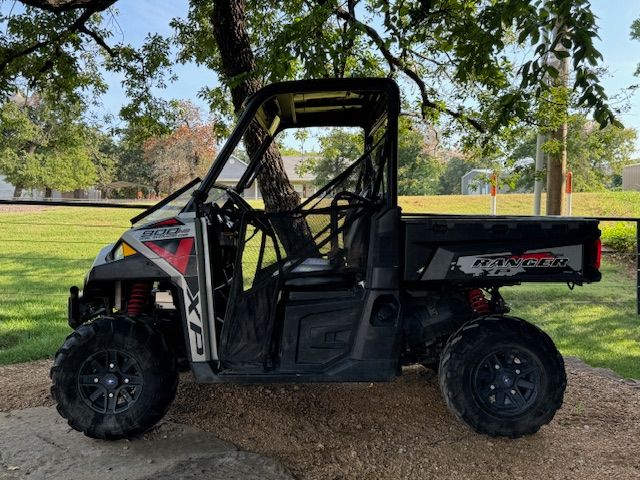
[
  {"left": 218, "top": 154, "right": 316, "bottom": 182},
  {"left": 281, "top": 156, "right": 315, "bottom": 181},
  {"left": 461, "top": 169, "right": 492, "bottom": 181}
]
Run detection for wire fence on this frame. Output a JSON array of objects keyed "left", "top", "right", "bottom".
[{"left": 0, "top": 201, "right": 637, "bottom": 307}]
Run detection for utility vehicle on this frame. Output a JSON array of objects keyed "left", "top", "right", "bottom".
[{"left": 52, "top": 78, "right": 602, "bottom": 439}]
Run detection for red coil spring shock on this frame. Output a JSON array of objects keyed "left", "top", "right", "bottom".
[
  {"left": 127, "top": 283, "right": 151, "bottom": 316},
  {"left": 468, "top": 288, "right": 490, "bottom": 315}
]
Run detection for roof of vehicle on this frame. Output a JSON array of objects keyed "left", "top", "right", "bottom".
[{"left": 243, "top": 77, "right": 401, "bottom": 131}]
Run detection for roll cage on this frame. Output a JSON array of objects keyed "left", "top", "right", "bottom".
[{"left": 191, "top": 77, "right": 400, "bottom": 210}]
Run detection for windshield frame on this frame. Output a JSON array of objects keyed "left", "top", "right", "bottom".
[{"left": 130, "top": 177, "right": 201, "bottom": 226}]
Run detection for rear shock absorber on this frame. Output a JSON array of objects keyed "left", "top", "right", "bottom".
[
  {"left": 468, "top": 288, "right": 491, "bottom": 316},
  {"left": 127, "top": 282, "right": 152, "bottom": 317}
]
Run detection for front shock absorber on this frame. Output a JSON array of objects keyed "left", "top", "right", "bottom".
[
  {"left": 127, "top": 282, "right": 152, "bottom": 317},
  {"left": 468, "top": 288, "right": 491, "bottom": 316}
]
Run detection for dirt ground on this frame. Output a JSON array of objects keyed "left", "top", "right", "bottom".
[{"left": 1, "top": 358, "right": 639, "bottom": 480}]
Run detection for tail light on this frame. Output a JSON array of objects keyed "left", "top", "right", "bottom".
[{"left": 594, "top": 238, "right": 602, "bottom": 269}]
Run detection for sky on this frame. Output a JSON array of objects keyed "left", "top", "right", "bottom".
[{"left": 6, "top": 0, "right": 640, "bottom": 150}]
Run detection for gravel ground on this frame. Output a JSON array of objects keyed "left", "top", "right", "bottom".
[{"left": 2, "top": 358, "right": 639, "bottom": 479}]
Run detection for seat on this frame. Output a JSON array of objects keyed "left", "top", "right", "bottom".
[
  {"left": 287, "top": 257, "right": 333, "bottom": 273},
  {"left": 283, "top": 203, "right": 372, "bottom": 288}
]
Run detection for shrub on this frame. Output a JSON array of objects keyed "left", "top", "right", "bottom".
[{"left": 601, "top": 222, "right": 636, "bottom": 253}]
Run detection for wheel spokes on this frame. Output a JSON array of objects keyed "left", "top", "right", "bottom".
[
  {"left": 515, "top": 378, "right": 535, "bottom": 390},
  {"left": 78, "top": 349, "right": 144, "bottom": 415},
  {"left": 106, "top": 350, "right": 118, "bottom": 370},
  {"left": 106, "top": 391, "right": 117, "bottom": 413},
  {"left": 122, "top": 375, "right": 143, "bottom": 387},
  {"left": 78, "top": 374, "right": 100, "bottom": 386},
  {"left": 473, "top": 347, "right": 541, "bottom": 416},
  {"left": 88, "top": 386, "right": 106, "bottom": 403}
]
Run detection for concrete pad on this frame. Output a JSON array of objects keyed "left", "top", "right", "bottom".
[{"left": 0, "top": 407, "right": 293, "bottom": 480}]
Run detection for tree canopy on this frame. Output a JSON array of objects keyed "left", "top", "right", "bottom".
[
  {"left": 0, "top": 0, "right": 630, "bottom": 205},
  {"left": 142, "top": 101, "right": 217, "bottom": 194},
  {"left": 0, "top": 92, "right": 114, "bottom": 196},
  {"left": 508, "top": 114, "right": 637, "bottom": 192},
  {"left": 0, "top": 1, "right": 620, "bottom": 136}
]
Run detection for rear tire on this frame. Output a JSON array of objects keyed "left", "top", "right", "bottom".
[
  {"left": 438, "top": 315, "right": 566, "bottom": 438},
  {"left": 51, "top": 316, "right": 178, "bottom": 439}
]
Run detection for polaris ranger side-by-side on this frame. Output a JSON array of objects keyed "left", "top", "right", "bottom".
[{"left": 52, "top": 78, "right": 602, "bottom": 439}]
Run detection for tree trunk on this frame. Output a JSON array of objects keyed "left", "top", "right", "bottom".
[
  {"left": 211, "top": 0, "right": 315, "bottom": 255},
  {"left": 546, "top": 122, "right": 567, "bottom": 215},
  {"left": 44, "top": 187, "right": 52, "bottom": 198},
  {"left": 12, "top": 184, "right": 23, "bottom": 198},
  {"left": 546, "top": 24, "right": 570, "bottom": 216}
]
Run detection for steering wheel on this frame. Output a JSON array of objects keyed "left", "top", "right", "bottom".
[
  {"left": 331, "top": 190, "right": 376, "bottom": 208},
  {"left": 223, "top": 187, "right": 255, "bottom": 213}
]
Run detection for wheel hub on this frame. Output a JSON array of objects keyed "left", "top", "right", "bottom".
[
  {"left": 78, "top": 350, "right": 143, "bottom": 414},
  {"left": 472, "top": 349, "right": 541, "bottom": 417},
  {"left": 501, "top": 374, "right": 514, "bottom": 387},
  {"left": 102, "top": 374, "right": 119, "bottom": 388}
]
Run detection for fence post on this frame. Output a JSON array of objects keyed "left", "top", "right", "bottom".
[
  {"left": 565, "top": 171, "right": 573, "bottom": 216},
  {"left": 490, "top": 173, "right": 497, "bottom": 215}
]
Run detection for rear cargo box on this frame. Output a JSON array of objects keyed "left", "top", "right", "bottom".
[{"left": 402, "top": 215, "right": 601, "bottom": 286}]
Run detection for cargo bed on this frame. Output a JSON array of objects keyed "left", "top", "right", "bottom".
[{"left": 401, "top": 213, "right": 601, "bottom": 286}]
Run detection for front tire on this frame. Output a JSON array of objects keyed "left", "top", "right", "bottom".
[
  {"left": 51, "top": 316, "right": 178, "bottom": 439},
  {"left": 438, "top": 315, "right": 566, "bottom": 438}
]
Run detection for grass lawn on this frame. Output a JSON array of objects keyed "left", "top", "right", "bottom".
[{"left": 1, "top": 191, "right": 639, "bottom": 378}]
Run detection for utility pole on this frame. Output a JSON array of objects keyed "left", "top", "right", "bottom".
[
  {"left": 545, "top": 22, "right": 570, "bottom": 216},
  {"left": 533, "top": 5, "right": 549, "bottom": 216},
  {"left": 533, "top": 133, "right": 545, "bottom": 215}
]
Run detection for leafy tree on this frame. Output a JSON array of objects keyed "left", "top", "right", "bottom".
[
  {"left": 632, "top": 16, "right": 640, "bottom": 77},
  {"left": 299, "top": 119, "right": 444, "bottom": 195},
  {"left": 0, "top": 0, "right": 621, "bottom": 216},
  {"left": 437, "top": 157, "right": 482, "bottom": 195},
  {"left": 88, "top": 129, "right": 118, "bottom": 193},
  {"left": 397, "top": 118, "right": 444, "bottom": 195},
  {"left": 299, "top": 129, "right": 363, "bottom": 187},
  {"left": 143, "top": 101, "right": 217, "bottom": 195},
  {"left": 0, "top": 1, "right": 113, "bottom": 109},
  {"left": 0, "top": 93, "right": 100, "bottom": 196},
  {"left": 0, "top": 98, "right": 41, "bottom": 196},
  {"left": 509, "top": 114, "right": 637, "bottom": 192}
]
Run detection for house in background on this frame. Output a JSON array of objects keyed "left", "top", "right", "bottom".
[
  {"left": 0, "top": 175, "right": 13, "bottom": 198},
  {"left": 0, "top": 174, "right": 102, "bottom": 200},
  {"left": 217, "top": 155, "right": 317, "bottom": 199},
  {"left": 622, "top": 164, "right": 640, "bottom": 191},
  {"left": 461, "top": 169, "right": 492, "bottom": 195},
  {"left": 0, "top": 155, "right": 318, "bottom": 201}
]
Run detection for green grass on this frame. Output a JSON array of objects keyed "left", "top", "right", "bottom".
[
  {"left": 0, "top": 207, "right": 133, "bottom": 365},
  {"left": 505, "top": 260, "right": 639, "bottom": 379},
  {"left": 1, "top": 192, "right": 639, "bottom": 378}
]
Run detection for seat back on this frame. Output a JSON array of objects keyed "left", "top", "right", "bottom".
[{"left": 343, "top": 204, "right": 372, "bottom": 271}]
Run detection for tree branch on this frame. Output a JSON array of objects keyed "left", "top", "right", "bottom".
[
  {"left": 78, "top": 25, "right": 115, "bottom": 56},
  {"left": 18, "top": 0, "right": 115, "bottom": 13},
  {"left": 1, "top": 0, "right": 118, "bottom": 72},
  {"left": 334, "top": 6, "right": 485, "bottom": 133}
]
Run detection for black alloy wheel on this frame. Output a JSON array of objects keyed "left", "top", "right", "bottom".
[
  {"left": 78, "top": 350, "right": 144, "bottom": 414},
  {"left": 439, "top": 315, "right": 566, "bottom": 438},
  {"left": 51, "top": 316, "right": 178, "bottom": 439},
  {"left": 472, "top": 348, "right": 540, "bottom": 417}
]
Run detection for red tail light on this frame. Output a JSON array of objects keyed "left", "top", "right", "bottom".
[{"left": 594, "top": 238, "right": 602, "bottom": 269}]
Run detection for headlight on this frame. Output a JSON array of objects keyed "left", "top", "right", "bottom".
[{"left": 109, "top": 241, "right": 137, "bottom": 261}]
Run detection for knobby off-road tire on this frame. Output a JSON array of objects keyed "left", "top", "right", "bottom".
[
  {"left": 438, "top": 315, "right": 566, "bottom": 438},
  {"left": 51, "top": 316, "right": 178, "bottom": 439}
]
